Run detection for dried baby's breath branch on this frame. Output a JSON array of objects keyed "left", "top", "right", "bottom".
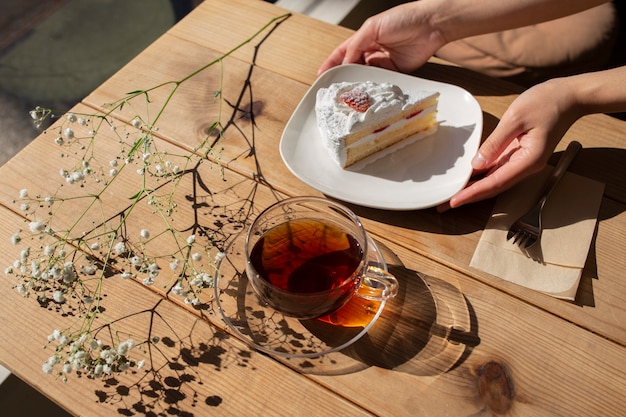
[{"left": 6, "top": 12, "right": 291, "bottom": 382}]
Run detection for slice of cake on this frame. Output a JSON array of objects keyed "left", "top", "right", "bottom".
[{"left": 315, "top": 81, "right": 439, "bottom": 168}]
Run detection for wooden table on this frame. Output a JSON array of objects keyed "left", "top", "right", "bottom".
[{"left": 1, "top": 0, "right": 625, "bottom": 415}]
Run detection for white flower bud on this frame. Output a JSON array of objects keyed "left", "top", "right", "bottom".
[
  {"left": 63, "top": 127, "right": 74, "bottom": 140},
  {"left": 52, "top": 290, "right": 65, "bottom": 303},
  {"left": 29, "top": 221, "right": 45, "bottom": 233}
]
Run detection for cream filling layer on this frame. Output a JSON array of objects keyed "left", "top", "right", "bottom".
[{"left": 329, "top": 106, "right": 437, "bottom": 166}]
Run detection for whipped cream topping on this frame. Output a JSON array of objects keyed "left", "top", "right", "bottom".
[
  {"left": 315, "top": 81, "right": 437, "bottom": 166},
  {"left": 315, "top": 81, "right": 428, "bottom": 141}
]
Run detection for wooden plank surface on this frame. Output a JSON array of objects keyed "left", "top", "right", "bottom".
[
  {"left": 2, "top": 118, "right": 625, "bottom": 416},
  {"left": 0, "top": 112, "right": 626, "bottom": 415},
  {"left": 81, "top": 0, "right": 626, "bottom": 347},
  {"left": 169, "top": 0, "right": 353, "bottom": 84},
  {"left": 0, "top": 117, "right": 372, "bottom": 416},
  {"left": 1, "top": 0, "right": 626, "bottom": 416},
  {"left": 0, "top": 205, "right": 378, "bottom": 417}
]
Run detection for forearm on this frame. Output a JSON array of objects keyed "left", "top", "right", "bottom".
[
  {"left": 418, "top": 0, "right": 610, "bottom": 43},
  {"left": 564, "top": 66, "right": 626, "bottom": 116}
]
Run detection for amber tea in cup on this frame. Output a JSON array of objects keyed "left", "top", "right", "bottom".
[{"left": 245, "top": 197, "right": 398, "bottom": 319}]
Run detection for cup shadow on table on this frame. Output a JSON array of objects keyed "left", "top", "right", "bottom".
[
  {"left": 285, "top": 241, "right": 480, "bottom": 377},
  {"left": 214, "top": 234, "right": 479, "bottom": 377}
]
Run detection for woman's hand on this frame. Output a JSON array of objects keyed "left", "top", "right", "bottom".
[
  {"left": 316, "top": 1, "right": 625, "bottom": 211},
  {"left": 317, "top": 3, "right": 445, "bottom": 75},
  {"left": 318, "top": 0, "right": 609, "bottom": 77},
  {"left": 440, "top": 78, "right": 582, "bottom": 211}
]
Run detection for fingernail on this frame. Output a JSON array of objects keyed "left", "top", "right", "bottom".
[{"left": 472, "top": 152, "right": 487, "bottom": 169}]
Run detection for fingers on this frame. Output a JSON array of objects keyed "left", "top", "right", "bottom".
[
  {"left": 317, "top": 38, "right": 371, "bottom": 75},
  {"left": 317, "top": 18, "right": 382, "bottom": 75},
  {"left": 452, "top": 115, "right": 525, "bottom": 207},
  {"left": 318, "top": 39, "right": 351, "bottom": 75},
  {"left": 472, "top": 112, "right": 527, "bottom": 171},
  {"left": 448, "top": 144, "right": 545, "bottom": 209},
  {"left": 438, "top": 78, "right": 579, "bottom": 211},
  {"left": 447, "top": 169, "right": 516, "bottom": 209}
]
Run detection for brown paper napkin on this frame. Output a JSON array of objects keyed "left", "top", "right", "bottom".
[{"left": 471, "top": 168, "right": 604, "bottom": 300}]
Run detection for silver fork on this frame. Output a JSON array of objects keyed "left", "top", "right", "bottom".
[{"left": 506, "top": 140, "right": 582, "bottom": 249}]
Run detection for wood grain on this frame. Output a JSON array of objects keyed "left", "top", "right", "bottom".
[
  {"left": 1, "top": 0, "right": 625, "bottom": 416},
  {"left": 80, "top": 3, "right": 626, "bottom": 347}
]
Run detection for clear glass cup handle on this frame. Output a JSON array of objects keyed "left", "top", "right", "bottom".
[{"left": 356, "top": 265, "right": 399, "bottom": 301}]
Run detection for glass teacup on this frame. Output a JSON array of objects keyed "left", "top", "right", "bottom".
[{"left": 245, "top": 196, "right": 398, "bottom": 319}]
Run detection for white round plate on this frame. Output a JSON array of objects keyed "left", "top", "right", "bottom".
[{"left": 279, "top": 64, "right": 483, "bottom": 210}]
